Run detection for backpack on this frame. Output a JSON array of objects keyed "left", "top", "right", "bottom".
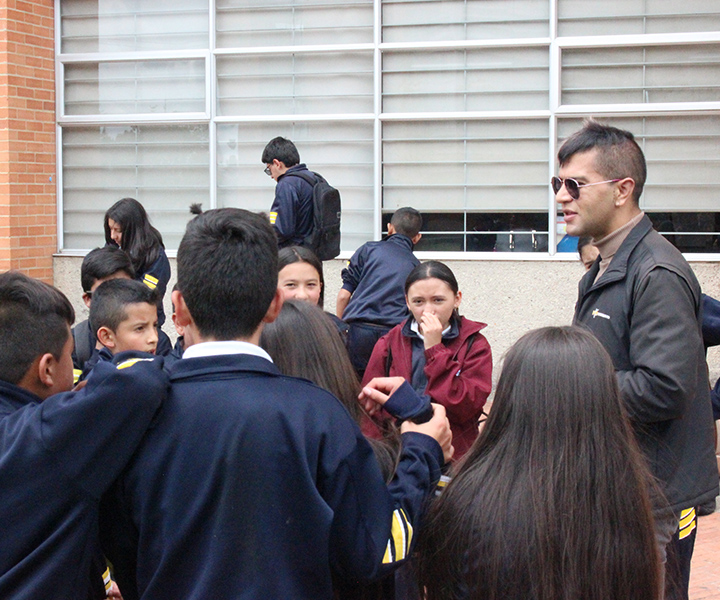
[{"left": 286, "top": 171, "right": 341, "bottom": 261}]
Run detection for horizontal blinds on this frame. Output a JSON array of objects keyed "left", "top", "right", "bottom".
[
  {"left": 62, "top": 125, "right": 209, "bottom": 250},
  {"left": 557, "top": 116, "right": 720, "bottom": 212},
  {"left": 60, "top": 0, "right": 208, "bottom": 53},
  {"left": 216, "top": 0, "right": 373, "bottom": 48},
  {"left": 382, "top": 0, "right": 549, "bottom": 42},
  {"left": 383, "top": 120, "right": 549, "bottom": 212},
  {"left": 216, "top": 52, "right": 374, "bottom": 116},
  {"left": 562, "top": 44, "right": 720, "bottom": 105},
  {"left": 558, "top": 1, "right": 720, "bottom": 36},
  {"left": 216, "top": 122, "right": 374, "bottom": 251},
  {"left": 383, "top": 47, "right": 550, "bottom": 112},
  {"left": 64, "top": 60, "right": 205, "bottom": 116}
]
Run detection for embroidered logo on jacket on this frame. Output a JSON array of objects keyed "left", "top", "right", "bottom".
[{"left": 591, "top": 308, "right": 611, "bottom": 320}]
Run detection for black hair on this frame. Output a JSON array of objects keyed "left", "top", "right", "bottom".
[
  {"left": 576, "top": 236, "right": 593, "bottom": 256},
  {"left": 391, "top": 207, "right": 423, "bottom": 239},
  {"left": 260, "top": 300, "right": 400, "bottom": 481},
  {"left": 176, "top": 208, "right": 278, "bottom": 340},
  {"left": 261, "top": 136, "right": 300, "bottom": 167},
  {"left": 0, "top": 271, "right": 75, "bottom": 384},
  {"left": 417, "top": 326, "right": 660, "bottom": 600},
  {"left": 404, "top": 260, "right": 459, "bottom": 295},
  {"left": 89, "top": 278, "right": 158, "bottom": 335},
  {"left": 277, "top": 246, "right": 325, "bottom": 308},
  {"left": 558, "top": 119, "right": 647, "bottom": 204},
  {"left": 80, "top": 246, "right": 135, "bottom": 293},
  {"left": 104, "top": 198, "right": 165, "bottom": 274}
]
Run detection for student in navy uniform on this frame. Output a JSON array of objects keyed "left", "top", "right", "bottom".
[
  {"left": 337, "top": 207, "right": 423, "bottom": 377},
  {"left": 262, "top": 136, "right": 315, "bottom": 248},
  {"left": 100, "top": 207, "right": 452, "bottom": 600},
  {"left": 104, "top": 197, "right": 171, "bottom": 327},
  {"left": 0, "top": 270, "right": 168, "bottom": 600}
]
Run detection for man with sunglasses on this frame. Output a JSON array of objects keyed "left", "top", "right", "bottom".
[{"left": 556, "top": 119, "right": 718, "bottom": 600}]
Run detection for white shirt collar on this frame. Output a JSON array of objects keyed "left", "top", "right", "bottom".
[{"left": 181, "top": 340, "right": 273, "bottom": 363}]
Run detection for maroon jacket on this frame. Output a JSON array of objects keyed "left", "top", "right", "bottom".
[{"left": 362, "top": 316, "right": 492, "bottom": 460}]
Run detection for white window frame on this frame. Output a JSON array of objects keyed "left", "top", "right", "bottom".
[{"left": 54, "top": 0, "right": 720, "bottom": 261}]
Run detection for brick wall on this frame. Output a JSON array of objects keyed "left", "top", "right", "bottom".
[{"left": 0, "top": 1, "right": 56, "bottom": 282}]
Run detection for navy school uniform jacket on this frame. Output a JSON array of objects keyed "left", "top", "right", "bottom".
[
  {"left": 269, "top": 164, "right": 315, "bottom": 248},
  {"left": 101, "top": 353, "right": 444, "bottom": 600},
  {"left": 0, "top": 354, "right": 168, "bottom": 600},
  {"left": 341, "top": 234, "right": 420, "bottom": 326}
]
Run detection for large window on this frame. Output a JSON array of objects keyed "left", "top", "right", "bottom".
[{"left": 57, "top": 1, "right": 720, "bottom": 255}]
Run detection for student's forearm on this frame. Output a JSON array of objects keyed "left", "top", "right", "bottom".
[{"left": 336, "top": 289, "right": 351, "bottom": 318}]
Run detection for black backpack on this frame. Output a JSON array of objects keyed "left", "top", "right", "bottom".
[{"left": 286, "top": 171, "right": 341, "bottom": 261}]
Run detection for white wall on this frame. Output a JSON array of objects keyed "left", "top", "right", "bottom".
[{"left": 53, "top": 255, "right": 720, "bottom": 390}]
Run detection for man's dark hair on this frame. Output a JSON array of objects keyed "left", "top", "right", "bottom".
[
  {"left": 81, "top": 246, "right": 135, "bottom": 293},
  {"left": 176, "top": 208, "right": 278, "bottom": 340},
  {"left": 557, "top": 119, "right": 647, "bottom": 204},
  {"left": 391, "top": 207, "right": 423, "bottom": 238},
  {"left": 0, "top": 271, "right": 75, "bottom": 385},
  {"left": 261, "top": 137, "right": 300, "bottom": 167},
  {"left": 90, "top": 279, "right": 157, "bottom": 335}
]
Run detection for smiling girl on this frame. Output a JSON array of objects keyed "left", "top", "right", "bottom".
[{"left": 362, "top": 260, "right": 492, "bottom": 459}]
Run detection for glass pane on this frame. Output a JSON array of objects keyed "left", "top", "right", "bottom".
[
  {"left": 65, "top": 60, "right": 205, "bottom": 115},
  {"left": 383, "top": 47, "right": 549, "bottom": 113},
  {"left": 216, "top": 121, "right": 374, "bottom": 252},
  {"left": 216, "top": 0, "right": 373, "bottom": 48},
  {"left": 648, "top": 213, "right": 720, "bottom": 253},
  {"left": 217, "top": 52, "right": 373, "bottom": 116},
  {"left": 562, "top": 44, "right": 720, "bottom": 105},
  {"left": 383, "top": 119, "right": 550, "bottom": 213},
  {"left": 62, "top": 125, "right": 209, "bottom": 250},
  {"left": 60, "top": 0, "right": 208, "bottom": 53},
  {"left": 383, "top": 0, "right": 549, "bottom": 42},
  {"left": 558, "top": 0, "right": 720, "bottom": 36},
  {"left": 557, "top": 116, "right": 720, "bottom": 252}
]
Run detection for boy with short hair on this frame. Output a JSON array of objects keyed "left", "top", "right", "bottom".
[
  {"left": 336, "top": 206, "right": 423, "bottom": 376},
  {"left": 82, "top": 279, "right": 159, "bottom": 379},
  {"left": 0, "top": 271, "right": 167, "bottom": 599},
  {"left": 101, "top": 207, "right": 451, "bottom": 599},
  {"left": 73, "top": 246, "right": 135, "bottom": 375}
]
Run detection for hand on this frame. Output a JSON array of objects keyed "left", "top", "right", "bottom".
[
  {"left": 107, "top": 580, "right": 124, "bottom": 599},
  {"left": 419, "top": 312, "right": 443, "bottom": 349},
  {"left": 402, "top": 404, "right": 454, "bottom": 463},
  {"left": 358, "top": 376, "right": 406, "bottom": 416}
]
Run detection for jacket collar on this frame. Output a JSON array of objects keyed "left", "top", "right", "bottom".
[
  {"left": 400, "top": 314, "right": 486, "bottom": 342},
  {"left": 167, "top": 353, "right": 281, "bottom": 382},
  {"left": 0, "top": 379, "right": 43, "bottom": 412},
  {"left": 583, "top": 214, "right": 654, "bottom": 292},
  {"left": 385, "top": 233, "right": 415, "bottom": 251}
]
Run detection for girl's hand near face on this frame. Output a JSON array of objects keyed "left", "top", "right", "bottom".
[{"left": 420, "top": 312, "right": 444, "bottom": 349}]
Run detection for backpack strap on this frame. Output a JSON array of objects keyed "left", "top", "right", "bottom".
[
  {"left": 283, "top": 170, "right": 319, "bottom": 186},
  {"left": 385, "top": 345, "right": 393, "bottom": 377}
]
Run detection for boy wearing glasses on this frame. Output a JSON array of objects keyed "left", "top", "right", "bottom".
[
  {"left": 262, "top": 136, "right": 315, "bottom": 248},
  {"left": 558, "top": 119, "right": 718, "bottom": 600}
]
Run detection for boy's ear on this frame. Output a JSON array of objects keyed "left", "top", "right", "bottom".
[
  {"left": 97, "top": 326, "right": 116, "bottom": 349},
  {"left": 171, "top": 290, "right": 193, "bottom": 328},
  {"left": 262, "top": 288, "right": 284, "bottom": 324},
  {"left": 411, "top": 232, "right": 422, "bottom": 244},
  {"left": 18, "top": 353, "right": 69, "bottom": 400},
  {"left": 82, "top": 292, "right": 92, "bottom": 308},
  {"left": 387, "top": 223, "right": 396, "bottom": 236}
]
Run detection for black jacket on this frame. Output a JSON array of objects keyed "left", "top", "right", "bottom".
[{"left": 573, "top": 215, "right": 718, "bottom": 512}]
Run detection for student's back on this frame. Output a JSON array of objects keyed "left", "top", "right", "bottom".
[{"left": 101, "top": 208, "right": 451, "bottom": 600}]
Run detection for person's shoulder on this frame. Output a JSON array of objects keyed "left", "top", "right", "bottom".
[{"left": 633, "top": 229, "right": 697, "bottom": 282}]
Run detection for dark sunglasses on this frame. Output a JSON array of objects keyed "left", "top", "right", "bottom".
[{"left": 551, "top": 176, "right": 621, "bottom": 201}]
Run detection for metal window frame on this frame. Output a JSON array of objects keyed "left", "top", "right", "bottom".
[{"left": 54, "top": 0, "right": 720, "bottom": 261}]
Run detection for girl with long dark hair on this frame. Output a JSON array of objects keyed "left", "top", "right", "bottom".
[
  {"left": 277, "top": 246, "right": 348, "bottom": 337},
  {"left": 104, "top": 198, "right": 170, "bottom": 325},
  {"left": 416, "top": 326, "right": 661, "bottom": 600},
  {"left": 362, "top": 261, "right": 492, "bottom": 460}
]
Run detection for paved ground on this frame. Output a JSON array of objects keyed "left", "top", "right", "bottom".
[{"left": 689, "top": 504, "right": 720, "bottom": 599}]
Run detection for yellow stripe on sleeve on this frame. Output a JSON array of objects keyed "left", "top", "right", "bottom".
[
  {"left": 143, "top": 274, "right": 159, "bottom": 290},
  {"left": 73, "top": 368, "right": 82, "bottom": 385},
  {"left": 382, "top": 509, "right": 413, "bottom": 564},
  {"left": 678, "top": 507, "right": 697, "bottom": 540},
  {"left": 102, "top": 567, "right": 112, "bottom": 593},
  {"left": 269, "top": 211, "right": 278, "bottom": 225}
]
